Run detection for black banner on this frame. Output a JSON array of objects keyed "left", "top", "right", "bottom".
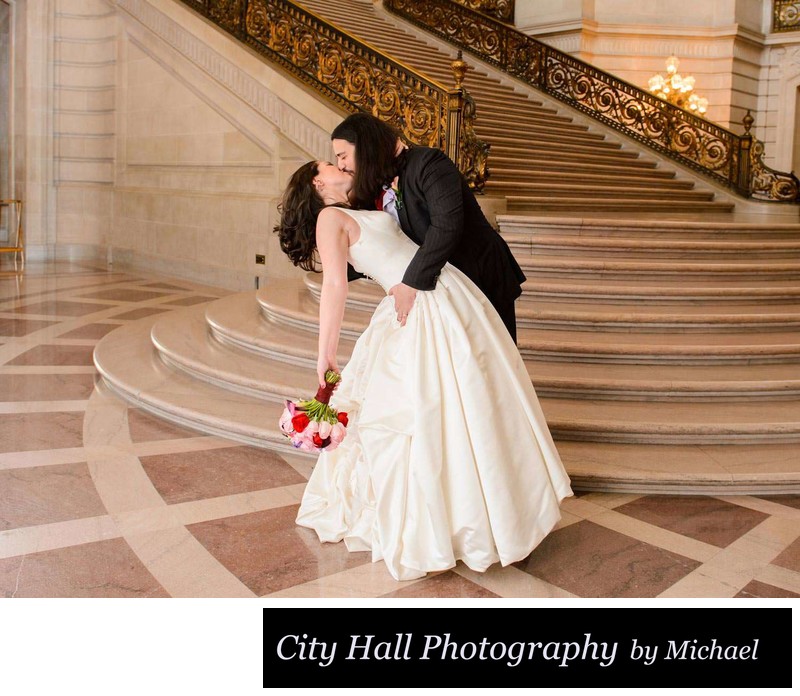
[{"left": 263, "top": 608, "right": 792, "bottom": 688}]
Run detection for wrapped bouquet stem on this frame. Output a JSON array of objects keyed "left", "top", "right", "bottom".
[{"left": 279, "top": 370, "right": 349, "bottom": 452}]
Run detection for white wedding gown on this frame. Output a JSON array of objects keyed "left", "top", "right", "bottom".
[{"left": 295, "top": 208, "right": 573, "bottom": 581}]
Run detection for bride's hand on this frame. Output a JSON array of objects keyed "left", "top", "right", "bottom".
[{"left": 317, "top": 355, "right": 339, "bottom": 388}]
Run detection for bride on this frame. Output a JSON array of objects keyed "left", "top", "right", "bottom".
[{"left": 274, "top": 159, "right": 573, "bottom": 582}]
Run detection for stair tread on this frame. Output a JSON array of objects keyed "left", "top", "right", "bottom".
[{"left": 541, "top": 397, "right": 800, "bottom": 427}]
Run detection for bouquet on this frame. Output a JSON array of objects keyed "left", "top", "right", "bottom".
[{"left": 279, "top": 370, "right": 349, "bottom": 452}]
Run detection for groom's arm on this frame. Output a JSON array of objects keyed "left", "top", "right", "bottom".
[{"left": 401, "top": 149, "right": 464, "bottom": 291}]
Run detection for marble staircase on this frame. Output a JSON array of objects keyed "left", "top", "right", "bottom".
[
  {"left": 94, "top": 0, "right": 800, "bottom": 494},
  {"left": 296, "top": 0, "right": 736, "bottom": 214},
  {"left": 95, "top": 214, "right": 800, "bottom": 493}
]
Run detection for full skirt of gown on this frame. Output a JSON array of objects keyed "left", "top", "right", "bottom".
[{"left": 295, "top": 209, "right": 572, "bottom": 581}]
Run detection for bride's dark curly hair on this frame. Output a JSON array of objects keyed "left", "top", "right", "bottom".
[{"left": 273, "top": 160, "right": 325, "bottom": 272}]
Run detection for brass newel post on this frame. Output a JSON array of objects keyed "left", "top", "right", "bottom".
[
  {"left": 452, "top": 49, "right": 468, "bottom": 88},
  {"left": 446, "top": 51, "right": 468, "bottom": 169},
  {"left": 736, "top": 110, "right": 755, "bottom": 197}
]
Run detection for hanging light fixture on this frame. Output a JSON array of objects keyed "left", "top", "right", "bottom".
[{"left": 648, "top": 55, "right": 709, "bottom": 117}]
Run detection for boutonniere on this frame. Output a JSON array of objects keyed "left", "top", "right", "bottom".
[{"left": 391, "top": 175, "right": 403, "bottom": 211}]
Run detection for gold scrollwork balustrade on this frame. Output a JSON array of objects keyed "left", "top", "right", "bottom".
[
  {"left": 449, "top": 0, "right": 514, "bottom": 23},
  {"left": 386, "top": 0, "right": 800, "bottom": 203},
  {"left": 176, "top": 0, "right": 489, "bottom": 191},
  {"left": 774, "top": 1, "right": 800, "bottom": 31}
]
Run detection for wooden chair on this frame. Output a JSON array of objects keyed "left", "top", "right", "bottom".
[{"left": 0, "top": 199, "right": 24, "bottom": 270}]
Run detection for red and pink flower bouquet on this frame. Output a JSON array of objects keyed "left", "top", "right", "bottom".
[{"left": 279, "top": 370, "right": 348, "bottom": 452}]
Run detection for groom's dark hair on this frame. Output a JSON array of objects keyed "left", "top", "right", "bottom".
[{"left": 331, "top": 113, "right": 400, "bottom": 209}]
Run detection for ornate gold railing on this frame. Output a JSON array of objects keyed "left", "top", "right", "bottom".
[
  {"left": 450, "top": 0, "right": 514, "bottom": 23},
  {"left": 176, "top": 0, "right": 489, "bottom": 190},
  {"left": 386, "top": 0, "right": 800, "bottom": 202},
  {"left": 774, "top": 1, "right": 800, "bottom": 31}
]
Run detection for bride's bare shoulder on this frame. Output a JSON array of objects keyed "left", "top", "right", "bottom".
[{"left": 317, "top": 206, "right": 352, "bottom": 224}]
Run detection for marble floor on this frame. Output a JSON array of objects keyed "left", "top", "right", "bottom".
[{"left": 1, "top": 260, "right": 799, "bottom": 598}]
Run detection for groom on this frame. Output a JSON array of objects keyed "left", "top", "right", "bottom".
[{"left": 331, "top": 113, "right": 526, "bottom": 342}]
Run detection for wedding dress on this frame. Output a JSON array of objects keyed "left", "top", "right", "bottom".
[{"left": 295, "top": 208, "right": 573, "bottom": 581}]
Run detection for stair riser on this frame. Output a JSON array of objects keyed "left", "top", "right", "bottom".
[
  {"left": 489, "top": 156, "right": 660, "bottom": 172},
  {"left": 493, "top": 173, "right": 691, "bottom": 188},
  {"left": 523, "top": 351, "right": 800, "bottom": 365},
  {"left": 535, "top": 386, "right": 800, "bottom": 402},
  {"left": 524, "top": 270, "right": 800, "bottom": 280},
  {"left": 491, "top": 143, "right": 640, "bottom": 160},
  {"left": 498, "top": 223, "right": 800, "bottom": 241},
  {"left": 514, "top": 246, "right": 800, "bottom": 260},
  {"left": 268, "top": 304, "right": 800, "bottom": 333},
  {"left": 507, "top": 202, "right": 735, "bottom": 213},
  {"left": 476, "top": 125, "right": 605, "bottom": 142},
  {"left": 307, "top": 277, "right": 800, "bottom": 308},
  {"left": 480, "top": 119, "right": 591, "bottom": 135},
  {"left": 484, "top": 135, "right": 624, "bottom": 153},
  {"left": 494, "top": 187, "right": 711, "bottom": 201},
  {"left": 160, "top": 351, "right": 800, "bottom": 404},
  {"left": 551, "top": 430, "right": 800, "bottom": 445}
]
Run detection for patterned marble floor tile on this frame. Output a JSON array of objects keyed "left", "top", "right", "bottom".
[
  {"left": 514, "top": 520, "right": 702, "bottom": 598},
  {"left": 143, "top": 283, "right": 190, "bottom": 290},
  {"left": 58, "top": 323, "right": 123, "bottom": 340},
  {"left": 734, "top": 579, "right": 800, "bottom": 599},
  {"left": 13, "top": 300, "right": 107, "bottom": 316},
  {"left": 0, "top": 318, "right": 57, "bottom": 337},
  {"left": 769, "top": 537, "right": 800, "bottom": 574},
  {"left": 140, "top": 446, "right": 306, "bottom": 504},
  {"left": 613, "top": 495, "right": 769, "bottom": 548},
  {"left": 0, "top": 373, "right": 97, "bottom": 401},
  {"left": 0, "top": 538, "right": 169, "bottom": 598},
  {"left": 127, "top": 408, "right": 203, "bottom": 442},
  {"left": 7, "top": 344, "right": 96, "bottom": 366},
  {"left": 161, "top": 296, "right": 217, "bottom": 306},
  {"left": 381, "top": 570, "right": 499, "bottom": 598},
  {"left": 112, "top": 307, "right": 171, "bottom": 320},
  {"left": 0, "top": 462, "right": 107, "bottom": 530},
  {"left": 78, "top": 288, "right": 170, "bottom": 302},
  {"left": 186, "top": 506, "right": 370, "bottom": 596},
  {"left": 0, "top": 412, "right": 85, "bottom": 452},
  {"left": 755, "top": 495, "right": 800, "bottom": 511}
]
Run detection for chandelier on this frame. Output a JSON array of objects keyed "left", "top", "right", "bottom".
[{"left": 647, "top": 55, "right": 708, "bottom": 117}]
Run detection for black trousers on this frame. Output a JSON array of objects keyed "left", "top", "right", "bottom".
[{"left": 492, "top": 297, "right": 518, "bottom": 345}]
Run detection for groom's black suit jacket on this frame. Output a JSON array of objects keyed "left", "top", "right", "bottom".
[
  {"left": 395, "top": 147, "right": 525, "bottom": 310},
  {"left": 348, "top": 146, "right": 525, "bottom": 316}
]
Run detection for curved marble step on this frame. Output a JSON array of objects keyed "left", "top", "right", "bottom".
[
  {"left": 493, "top": 182, "right": 714, "bottom": 201},
  {"left": 543, "top": 398, "right": 800, "bottom": 445},
  {"left": 205, "top": 291, "right": 355, "bottom": 365},
  {"left": 475, "top": 122, "right": 605, "bottom": 141},
  {"left": 94, "top": 315, "right": 300, "bottom": 454},
  {"left": 517, "top": 255, "right": 800, "bottom": 280},
  {"left": 151, "top": 303, "right": 317, "bottom": 403},
  {"left": 520, "top": 278, "right": 800, "bottom": 303},
  {"left": 493, "top": 171, "right": 695, "bottom": 190},
  {"left": 93, "top": 307, "right": 800, "bottom": 491},
  {"left": 498, "top": 216, "right": 800, "bottom": 240},
  {"left": 505, "top": 235, "right": 800, "bottom": 260},
  {"left": 506, "top": 197, "right": 736, "bottom": 214},
  {"left": 154, "top": 292, "right": 800, "bottom": 401},
  {"left": 556, "top": 441, "right": 800, "bottom": 494},
  {"left": 304, "top": 272, "right": 800, "bottom": 305},
  {"left": 273, "top": 277, "right": 800, "bottom": 334},
  {"left": 489, "top": 154, "right": 661, "bottom": 173},
  {"left": 482, "top": 132, "right": 626, "bottom": 153}
]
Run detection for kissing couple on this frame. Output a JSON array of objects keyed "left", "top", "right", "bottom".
[{"left": 274, "top": 112, "right": 572, "bottom": 582}]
